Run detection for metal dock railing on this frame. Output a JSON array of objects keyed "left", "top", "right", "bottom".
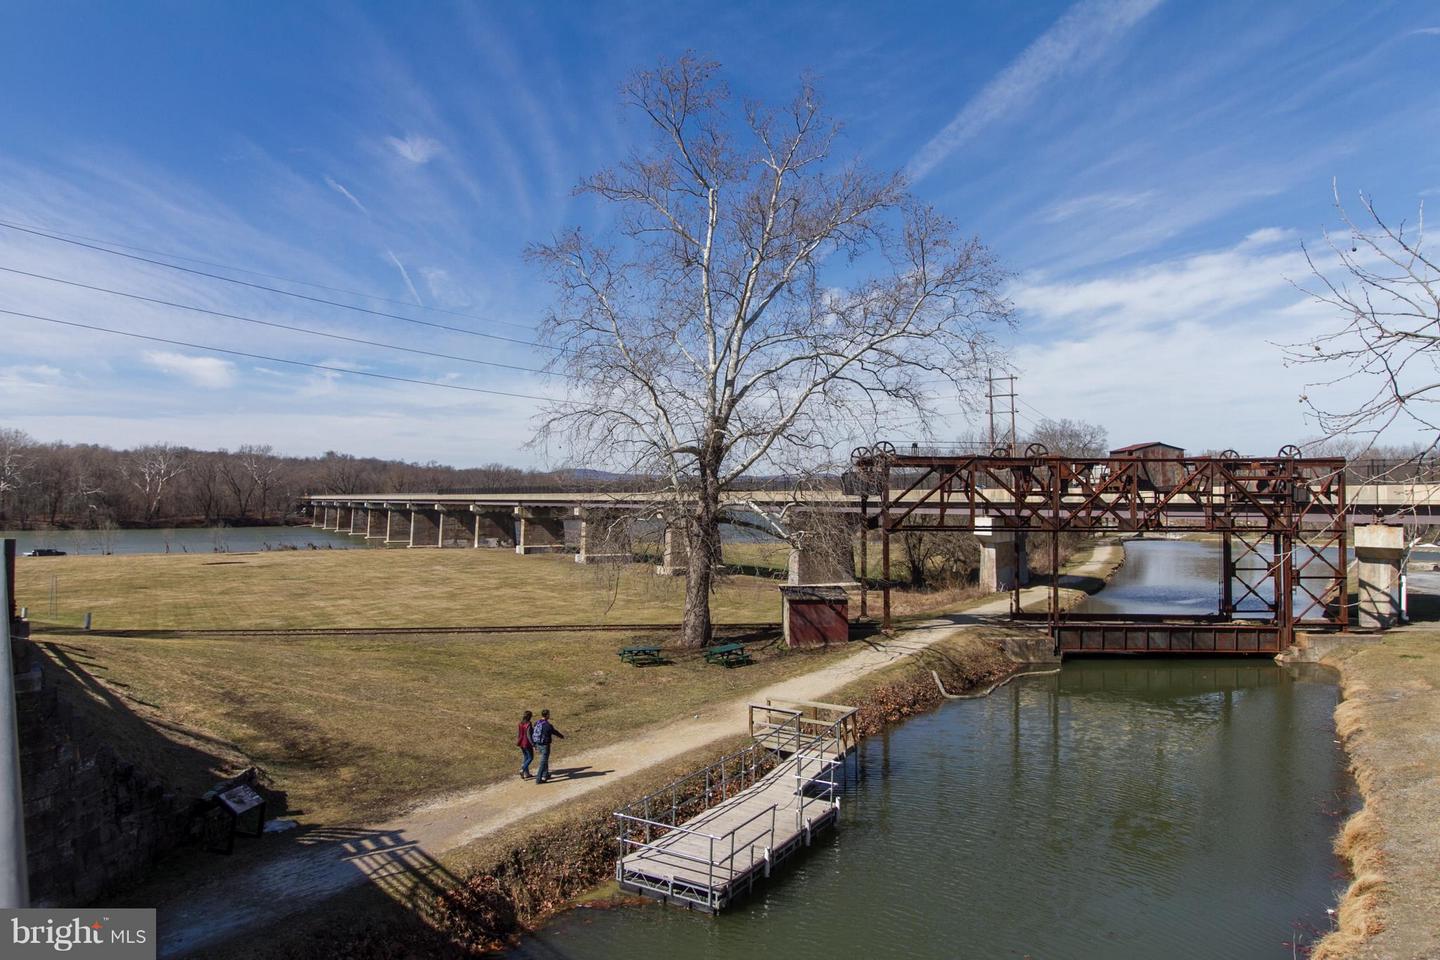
[{"left": 614, "top": 701, "right": 859, "bottom": 912}]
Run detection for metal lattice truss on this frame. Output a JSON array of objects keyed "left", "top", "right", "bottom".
[{"left": 850, "top": 447, "right": 1348, "bottom": 643}]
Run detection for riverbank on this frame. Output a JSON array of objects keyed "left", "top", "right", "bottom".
[
  {"left": 251, "top": 630, "right": 1022, "bottom": 959},
  {"left": 1314, "top": 628, "right": 1440, "bottom": 960}
]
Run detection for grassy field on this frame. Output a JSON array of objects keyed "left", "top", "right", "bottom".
[
  {"left": 15, "top": 548, "right": 783, "bottom": 631},
  {"left": 39, "top": 627, "right": 850, "bottom": 825}
]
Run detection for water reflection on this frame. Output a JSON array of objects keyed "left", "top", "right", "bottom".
[{"left": 515, "top": 660, "right": 1349, "bottom": 960}]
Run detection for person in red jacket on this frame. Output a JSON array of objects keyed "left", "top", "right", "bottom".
[{"left": 517, "top": 710, "right": 534, "bottom": 780}]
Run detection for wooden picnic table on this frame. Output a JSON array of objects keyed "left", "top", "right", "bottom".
[
  {"left": 703, "top": 641, "right": 753, "bottom": 667},
  {"left": 618, "top": 645, "right": 665, "bottom": 666}
]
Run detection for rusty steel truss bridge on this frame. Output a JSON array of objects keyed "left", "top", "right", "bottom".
[{"left": 850, "top": 445, "right": 1353, "bottom": 656}]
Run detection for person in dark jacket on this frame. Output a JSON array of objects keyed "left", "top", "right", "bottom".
[
  {"left": 530, "top": 708, "right": 565, "bottom": 784},
  {"left": 517, "top": 710, "right": 534, "bottom": 779}
]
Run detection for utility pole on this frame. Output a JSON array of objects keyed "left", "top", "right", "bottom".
[
  {"left": 987, "top": 371, "right": 1018, "bottom": 454},
  {"left": 0, "top": 539, "right": 27, "bottom": 907}
]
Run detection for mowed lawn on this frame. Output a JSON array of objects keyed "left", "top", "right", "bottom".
[
  {"left": 15, "top": 547, "right": 784, "bottom": 630},
  {"left": 39, "top": 628, "right": 848, "bottom": 824}
]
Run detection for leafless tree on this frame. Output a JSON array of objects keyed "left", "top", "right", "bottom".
[
  {"left": 122, "top": 443, "right": 188, "bottom": 522},
  {"left": 0, "top": 427, "right": 32, "bottom": 520},
  {"left": 1283, "top": 186, "right": 1440, "bottom": 453},
  {"left": 530, "top": 56, "right": 1010, "bottom": 645},
  {"left": 1027, "top": 417, "right": 1109, "bottom": 458}
]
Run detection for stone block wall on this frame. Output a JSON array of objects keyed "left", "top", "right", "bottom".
[{"left": 12, "top": 634, "right": 189, "bottom": 906}]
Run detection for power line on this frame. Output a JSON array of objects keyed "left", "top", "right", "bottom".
[
  {"left": 0, "top": 264, "right": 570, "bottom": 379},
  {"left": 0, "top": 219, "right": 559, "bottom": 351},
  {"left": 0, "top": 215, "right": 540, "bottom": 334},
  {"left": 0, "top": 307, "right": 566, "bottom": 403}
]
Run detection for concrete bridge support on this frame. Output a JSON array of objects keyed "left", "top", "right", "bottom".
[
  {"left": 574, "top": 508, "right": 630, "bottom": 564},
  {"left": 1355, "top": 523, "right": 1405, "bottom": 629},
  {"left": 384, "top": 508, "right": 410, "bottom": 546},
  {"left": 469, "top": 507, "right": 514, "bottom": 547},
  {"left": 364, "top": 505, "right": 386, "bottom": 540},
  {"left": 975, "top": 517, "right": 1029, "bottom": 592},
  {"left": 407, "top": 506, "right": 442, "bottom": 548},
  {"left": 655, "top": 525, "right": 689, "bottom": 576},
  {"left": 311, "top": 505, "right": 324, "bottom": 528},
  {"left": 334, "top": 507, "right": 352, "bottom": 532},
  {"left": 515, "top": 507, "right": 568, "bottom": 555}
]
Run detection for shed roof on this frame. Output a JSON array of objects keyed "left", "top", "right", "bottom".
[
  {"left": 779, "top": 585, "right": 849, "bottom": 601},
  {"left": 1110, "top": 441, "right": 1185, "bottom": 455}
]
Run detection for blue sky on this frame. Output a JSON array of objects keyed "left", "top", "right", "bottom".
[{"left": 1, "top": 0, "right": 1437, "bottom": 466}]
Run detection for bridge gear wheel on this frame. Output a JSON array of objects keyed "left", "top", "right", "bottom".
[
  {"left": 850, "top": 446, "right": 871, "bottom": 463},
  {"left": 1025, "top": 442, "right": 1049, "bottom": 457},
  {"left": 990, "top": 446, "right": 1012, "bottom": 458},
  {"left": 1278, "top": 444, "right": 1302, "bottom": 459},
  {"left": 873, "top": 441, "right": 896, "bottom": 457},
  {"left": 1218, "top": 449, "right": 1240, "bottom": 460}
]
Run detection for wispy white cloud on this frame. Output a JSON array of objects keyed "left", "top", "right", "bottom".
[
  {"left": 143, "top": 351, "right": 237, "bottom": 388},
  {"left": 323, "top": 175, "right": 369, "bottom": 215},
  {"left": 384, "top": 248, "right": 424, "bottom": 306},
  {"left": 385, "top": 133, "right": 443, "bottom": 164},
  {"left": 1043, "top": 190, "right": 1157, "bottom": 223},
  {"left": 1407, "top": 26, "right": 1440, "bottom": 37},
  {"left": 907, "top": 0, "right": 1164, "bottom": 182}
]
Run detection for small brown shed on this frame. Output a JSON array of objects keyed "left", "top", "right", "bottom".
[
  {"left": 780, "top": 585, "right": 850, "bottom": 649},
  {"left": 1110, "top": 441, "right": 1187, "bottom": 491}
]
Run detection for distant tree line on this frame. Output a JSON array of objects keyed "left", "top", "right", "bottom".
[{"left": 0, "top": 427, "right": 570, "bottom": 529}]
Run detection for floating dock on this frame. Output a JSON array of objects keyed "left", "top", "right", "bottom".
[{"left": 615, "top": 699, "right": 859, "bottom": 912}]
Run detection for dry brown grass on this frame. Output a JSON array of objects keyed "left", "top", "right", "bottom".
[
  {"left": 1314, "top": 630, "right": 1440, "bottom": 959},
  {"left": 14, "top": 548, "right": 781, "bottom": 631},
  {"left": 37, "top": 626, "right": 850, "bottom": 825}
]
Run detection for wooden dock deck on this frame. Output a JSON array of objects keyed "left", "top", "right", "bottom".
[{"left": 615, "top": 700, "right": 859, "bottom": 912}]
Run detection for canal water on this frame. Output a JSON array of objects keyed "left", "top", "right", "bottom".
[
  {"left": 513, "top": 539, "right": 1351, "bottom": 959},
  {"left": 0, "top": 525, "right": 362, "bottom": 555}
]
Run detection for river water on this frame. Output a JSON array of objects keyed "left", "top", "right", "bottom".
[
  {"left": 512, "top": 539, "right": 1350, "bottom": 959},
  {"left": 0, "top": 525, "right": 363, "bottom": 555}
]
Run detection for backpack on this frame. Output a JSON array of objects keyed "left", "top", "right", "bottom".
[{"left": 530, "top": 718, "right": 550, "bottom": 746}]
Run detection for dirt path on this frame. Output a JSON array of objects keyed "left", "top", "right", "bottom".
[{"left": 158, "top": 544, "right": 1122, "bottom": 957}]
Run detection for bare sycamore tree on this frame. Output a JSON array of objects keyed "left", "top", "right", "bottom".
[
  {"left": 0, "top": 427, "right": 32, "bottom": 519},
  {"left": 122, "top": 443, "right": 188, "bottom": 522},
  {"left": 530, "top": 57, "right": 1010, "bottom": 645},
  {"left": 1284, "top": 187, "right": 1440, "bottom": 452}
]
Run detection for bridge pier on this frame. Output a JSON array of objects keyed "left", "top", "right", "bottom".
[
  {"left": 469, "top": 507, "right": 514, "bottom": 547},
  {"left": 575, "top": 508, "right": 630, "bottom": 564},
  {"left": 655, "top": 524, "right": 689, "bottom": 576},
  {"left": 515, "top": 507, "right": 568, "bottom": 555},
  {"left": 384, "top": 508, "right": 409, "bottom": 546},
  {"left": 406, "top": 504, "right": 441, "bottom": 548},
  {"left": 364, "top": 504, "right": 386, "bottom": 540},
  {"left": 1355, "top": 523, "right": 1405, "bottom": 629},
  {"left": 311, "top": 505, "right": 323, "bottom": 528},
  {"left": 974, "top": 517, "right": 1029, "bottom": 592}
]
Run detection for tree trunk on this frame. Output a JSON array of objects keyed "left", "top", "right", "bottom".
[{"left": 680, "top": 472, "right": 723, "bottom": 648}]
